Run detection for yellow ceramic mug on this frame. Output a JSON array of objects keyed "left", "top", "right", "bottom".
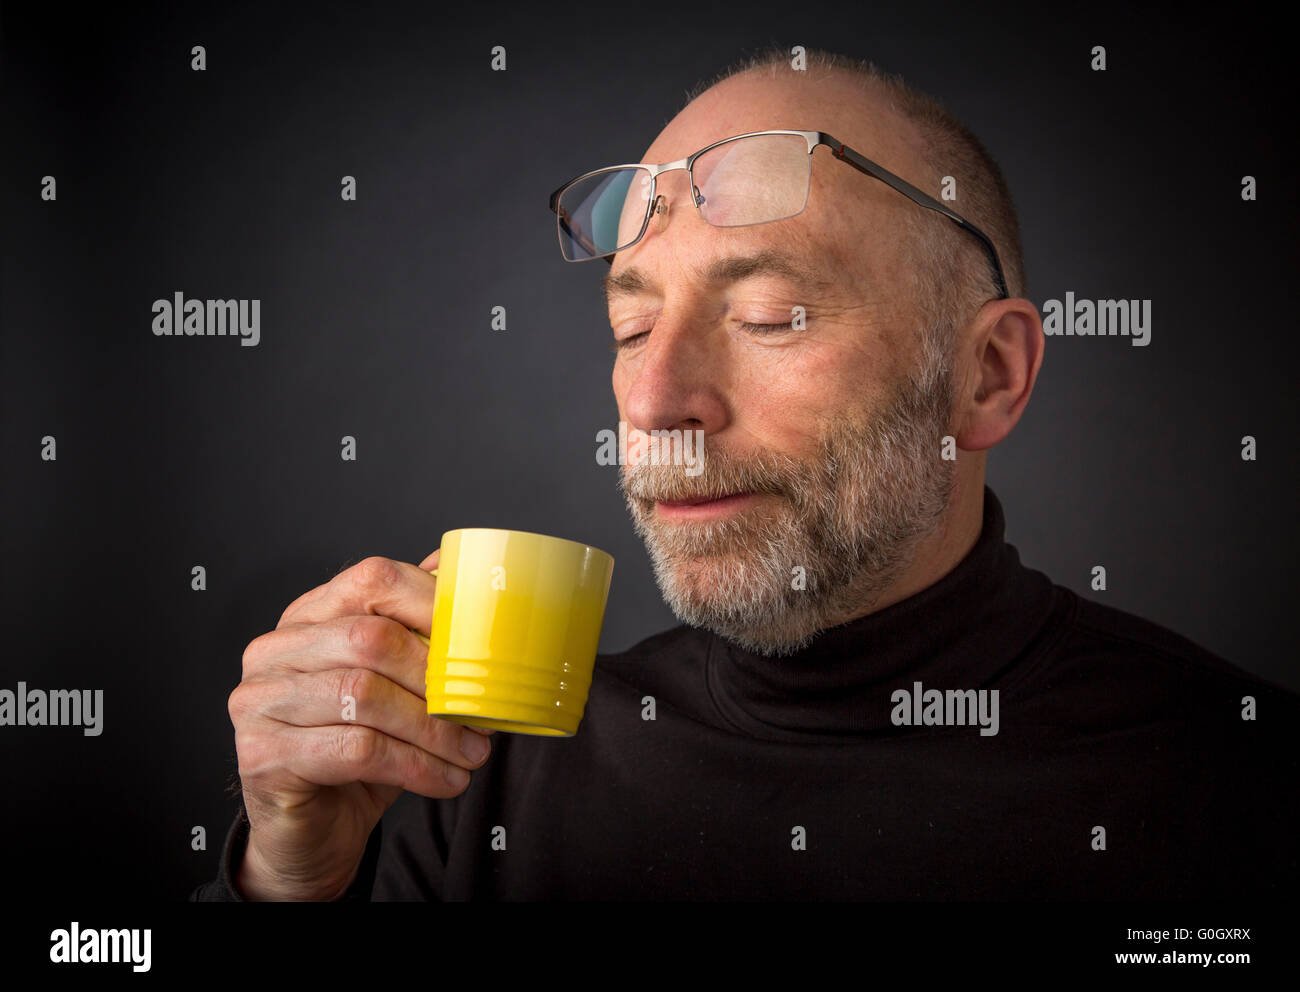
[{"left": 411, "top": 529, "right": 614, "bottom": 737}]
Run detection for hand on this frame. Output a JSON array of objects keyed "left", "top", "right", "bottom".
[{"left": 228, "top": 550, "right": 495, "bottom": 900}]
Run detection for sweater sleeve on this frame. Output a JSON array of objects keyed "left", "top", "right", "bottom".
[{"left": 188, "top": 802, "right": 384, "bottom": 902}]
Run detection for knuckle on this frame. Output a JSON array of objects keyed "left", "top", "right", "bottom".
[
  {"left": 241, "top": 632, "right": 274, "bottom": 677},
  {"left": 353, "top": 556, "right": 400, "bottom": 593},
  {"left": 227, "top": 684, "right": 247, "bottom": 723},
  {"left": 336, "top": 666, "right": 380, "bottom": 711},
  {"left": 346, "top": 614, "right": 399, "bottom": 660},
  {"left": 228, "top": 677, "right": 271, "bottom": 722},
  {"left": 334, "top": 723, "right": 380, "bottom": 768},
  {"left": 227, "top": 679, "right": 267, "bottom": 724},
  {"left": 234, "top": 727, "right": 272, "bottom": 780}
]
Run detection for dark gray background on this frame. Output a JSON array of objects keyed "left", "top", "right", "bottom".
[{"left": 3, "top": 0, "right": 1296, "bottom": 900}]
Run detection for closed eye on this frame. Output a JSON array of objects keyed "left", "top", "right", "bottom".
[
  {"left": 610, "top": 320, "right": 797, "bottom": 354},
  {"left": 610, "top": 331, "right": 648, "bottom": 354},
  {"left": 737, "top": 321, "right": 795, "bottom": 333}
]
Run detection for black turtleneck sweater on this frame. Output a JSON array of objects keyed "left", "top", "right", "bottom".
[{"left": 191, "top": 487, "right": 1299, "bottom": 900}]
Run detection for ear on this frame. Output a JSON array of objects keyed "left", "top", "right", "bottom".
[{"left": 953, "top": 298, "right": 1044, "bottom": 451}]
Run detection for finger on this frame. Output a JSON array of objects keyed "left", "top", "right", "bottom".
[
  {"left": 279, "top": 556, "right": 438, "bottom": 633},
  {"left": 241, "top": 667, "right": 492, "bottom": 773},
  {"left": 244, "top": 615, "right": 497, "bottom": 736},
  {"left": 254, "top": 722, "right": 478, "bottom": 798},
  {"left": 244, "top": 614, "right": 431, "bottom": 699},
  {"left": 418, "top": 549, "right": 440, "bottom": 571}
]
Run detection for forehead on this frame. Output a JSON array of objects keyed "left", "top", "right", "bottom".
[
  {"left": 642, "top": 67, "right": 929, "bottom": 183},
  {"left": 607, "top": 68, "right": 934, "bottom": 293}
]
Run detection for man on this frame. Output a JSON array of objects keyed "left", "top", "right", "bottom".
[{"left": 192, "top": 48, "right": 1298, "bottom": 901}]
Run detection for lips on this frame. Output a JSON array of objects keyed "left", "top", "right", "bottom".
[
  {"left": 656, "top": 493, "right": 741, "bottom": 507},
  {"left": 651, "top": 491, "right": 760, "bottom": 518}
]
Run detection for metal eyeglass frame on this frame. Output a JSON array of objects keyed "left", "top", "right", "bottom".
[{"left": 547, "top": 128, "right": 1009, "bottom": 301}]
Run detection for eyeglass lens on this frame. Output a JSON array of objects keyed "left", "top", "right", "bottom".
[{"left": 556, "top": 133, "right": 811, "bottom": 261}]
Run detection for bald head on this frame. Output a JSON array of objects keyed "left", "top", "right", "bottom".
[{"left": 677, "top": 48, "right": 1026, "bottom": 329}]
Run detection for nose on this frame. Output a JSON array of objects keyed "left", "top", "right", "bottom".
[{"left": 620, "top": 305, "right": 730, "bottom": 444}]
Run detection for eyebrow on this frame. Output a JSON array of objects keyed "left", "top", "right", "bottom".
[{"left": 603, "top": 249, "right": 829, "bottom": 306}]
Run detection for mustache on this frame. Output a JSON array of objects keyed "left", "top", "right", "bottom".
[{"left": 619, "top": 440, "right": 803, "bottom": 503}]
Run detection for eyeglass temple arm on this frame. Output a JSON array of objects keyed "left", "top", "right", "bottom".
[{"left": 821, "top": 134, "right": 1010, "bottom": 300}]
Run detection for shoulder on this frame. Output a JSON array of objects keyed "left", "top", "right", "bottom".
[
  {"left": 1017, "top": 585, "right": 1300, "bottom": 746},
  {"left": 1059, "top": 589, "right": 1295, "bottom": 705}
]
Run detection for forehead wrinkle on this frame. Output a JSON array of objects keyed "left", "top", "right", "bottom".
[
  {"left": 605, "top": 247, "right": 837, "bottom": 306},
  {"left": 700, "top": 248, "right": 829, "bottom": 291}
]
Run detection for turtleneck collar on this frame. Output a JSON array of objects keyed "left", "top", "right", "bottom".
[{"left": 703, "top": 486, "right": 1059, "bottom": 742}]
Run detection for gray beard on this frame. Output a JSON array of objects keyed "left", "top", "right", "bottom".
[{"left": 618, "top": 340, "right": 957, "bottom": 657}]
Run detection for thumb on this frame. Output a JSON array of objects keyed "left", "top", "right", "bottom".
[{"left": 418, "top": 548, "right": 440, "bottom": 571}]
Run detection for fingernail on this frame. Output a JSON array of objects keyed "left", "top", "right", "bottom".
[
  {"left": 444, "top": 764, "right": 470, "bottom": 788},
  {"left": 460, "top": 729, "right": 490, "bottom": 762}
]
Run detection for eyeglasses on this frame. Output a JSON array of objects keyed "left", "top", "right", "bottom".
[{"left": 547, "top": 128, "right": 1009, "bottom": 300}]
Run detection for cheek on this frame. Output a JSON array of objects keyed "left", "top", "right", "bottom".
[
  {"left": 760, "top": 337, "right": 877, "bottom": 413},
  {"left": 736, "top": 347, "right": 860, "bottom": 451}
]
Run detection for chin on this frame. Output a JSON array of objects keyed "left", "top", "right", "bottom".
[{"left": 663, "top": 568, "right": 732, "bottom": 607}]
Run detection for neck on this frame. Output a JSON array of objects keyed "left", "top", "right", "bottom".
[
  {"left": 833, "top": 470, "right": 985, "bottom": 626},
  {"left": 704, "top": 483, "right": 1059, "bottom": 741}
]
